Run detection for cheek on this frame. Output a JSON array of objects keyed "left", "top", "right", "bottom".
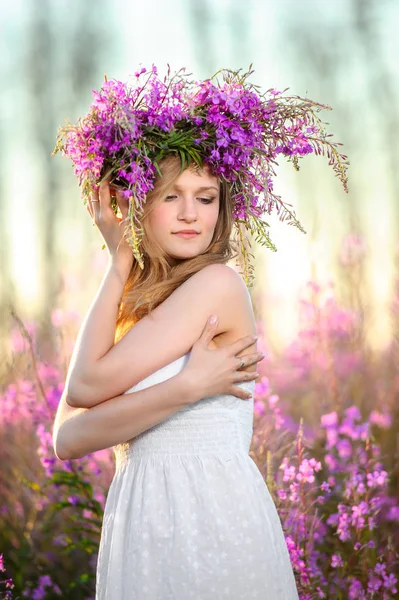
[
  {"left": 207, "top": 204, "right": 220, "bottom": 230},
  {"left": 148, "top": 208, "right": 170, "bottom": 234}
]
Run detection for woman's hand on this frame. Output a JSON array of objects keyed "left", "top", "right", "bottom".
[
  {"left": 181, "top": 316, "right": 264, "bottom": 401},
  {"left": 87, "top": 176, "right": 133, "bottom": 268}
]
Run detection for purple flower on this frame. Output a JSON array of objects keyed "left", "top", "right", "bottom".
[
  {"left": 383, "top": 573, "right": 397, "bottom": 592},
  {"left": 336, "top": 438, "right": 352, "bottom": 459},
  {"left": 320, "top": 481, "right": 331, "bottom": 493},
  {"left": 331, "top": 554, "right": 344, "bottom": 567},
  {"left": 367, "top": 469, "right": 388, "bottom": 488},
  {"left": 38, "top": 575, "right": 52, "bottom": 588},
  {"left": 369, "top": 410, "right": 392, "bottom": 429},
  {"left": 254, "top": 376, "right": 271, "bottom": 398},
  {"left": 321, "top": 411, "right": 338, "bottom": 428},
  {"left": 387, "top": 505, "right": 399, "bottom": 521},
  {"left": 67, "top": 495, "right": 80, "bottom": 506},
  {"left": 254, "top": 400, "right": 265, "bottom": 416},
  {"left": 349, "top": 579, "right": 365, "bottom": 599}
]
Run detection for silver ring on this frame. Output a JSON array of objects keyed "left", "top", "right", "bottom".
[
  {"left": 91, "top": 199, "right": 99, "bottom": 202},
  {"left": 240, "top": 359, "right": 245, "bottom": 369}
]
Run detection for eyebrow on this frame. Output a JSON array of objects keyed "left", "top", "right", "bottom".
[{"left": 172, "top": 185, "right": 219, "bottom": 193}]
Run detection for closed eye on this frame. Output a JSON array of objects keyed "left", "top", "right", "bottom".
[{"left": 165, "top": 195, "right": 215, "bottom": 204}]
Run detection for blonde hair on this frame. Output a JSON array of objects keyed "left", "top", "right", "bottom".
[{"left": 115, "top": 155, "right": 239, "bottom": 343}]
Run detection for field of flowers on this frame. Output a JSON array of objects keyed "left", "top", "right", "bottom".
[{"left": 1, "top": 237, "right": 398, "bottom": 599}]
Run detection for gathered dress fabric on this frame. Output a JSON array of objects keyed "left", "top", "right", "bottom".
[{"left": 96, "top": 352, "right": 299, "bottom": 599}]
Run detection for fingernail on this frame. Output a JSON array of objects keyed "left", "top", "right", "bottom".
[{"left": 209, "top": 315, "right": 218, "bottom": 324}]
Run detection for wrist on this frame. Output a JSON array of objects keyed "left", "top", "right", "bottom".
[
  {"left": 108, "top": 254, "right": 133, "bottom": 280},
  {"left": 175, "top": 371, "right": 200, "bottom": 406}
]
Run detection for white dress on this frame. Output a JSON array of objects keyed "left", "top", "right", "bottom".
[{"left": 96, "top": 352, "right": 299, "bottom": 600}]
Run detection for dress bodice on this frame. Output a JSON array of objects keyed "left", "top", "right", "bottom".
[{"left": 113, "top": 352, "right": 255, "bottom": 467}]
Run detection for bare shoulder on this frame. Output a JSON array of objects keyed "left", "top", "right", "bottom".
[
  {"left": 187, "top": 264, "right": 256, "bottom": 352},
  {"left": 150, "top": 262, "right": 254, "bottom": 343},
  {"left": 188, "top": 263, "right": 248, "bottom": 297}
]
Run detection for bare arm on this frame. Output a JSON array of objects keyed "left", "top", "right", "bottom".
[
  {"left": 53, "top": 321, "right": 261, "bottom": 461},
  {"left": 53, "top": 370, "right": 197, "bottom": 461},
  {"left": 64, "top": 258, "right": 129, "bottom": 406},
  {"left": 67, "top": 263, "right": 254, "bottom": 407}
]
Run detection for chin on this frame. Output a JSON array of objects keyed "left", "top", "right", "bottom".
[
  {"left": 168, "top": 250, "right": 201, "bottom": 260},
  {"left": 166, "top": 240, "right": 209, "bottom": 260}
]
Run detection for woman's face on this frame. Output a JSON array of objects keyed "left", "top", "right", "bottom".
[{"left": 146, "top": 166, "right": 220, "bottom": 260}]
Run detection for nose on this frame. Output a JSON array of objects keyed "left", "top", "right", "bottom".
[{"left": 177, "top": 197, "right": 198, "bottom": 222}]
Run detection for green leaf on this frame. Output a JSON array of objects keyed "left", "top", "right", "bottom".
[
  {"left": 153, "top": 160, "right": 163, "bottom": 178},
  {"left": 179, "top": 149, "right": 185, "bottom": 171},
  {"left": 67, "top": 525, "right": 101, "bottom": 537},
  {"left": 187, "top": 147, "right": 203, "bottom": 166}
]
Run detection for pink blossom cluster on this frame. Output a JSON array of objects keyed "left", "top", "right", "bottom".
[
  {"left": 250, "top": 261, "right": 399, "bottom": 599},
  {"left": 268, "top": 406, "right": 399, "bottom": 598},
  {"left": 0, "top": 553, "right": 14, "bottom": 600},
  {"left": 1, "top": 317, "right": 115, "bottom": 599}
]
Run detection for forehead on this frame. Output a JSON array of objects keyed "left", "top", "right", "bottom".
[{"left": 172, "top": 166, "right": 219, "bottom": 191}]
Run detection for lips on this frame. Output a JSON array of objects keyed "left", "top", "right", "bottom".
[{"left": 174, "top": 231, "right": 199, "bottom": 238}]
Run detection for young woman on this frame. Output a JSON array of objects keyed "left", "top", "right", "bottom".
[{"left": 53, "top": 156, "right": 299, "bottom": 599}]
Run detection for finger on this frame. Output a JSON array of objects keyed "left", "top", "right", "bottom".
[
  {"left": 198, "top": 315, "right": 219, "bottom": 347},
  {"left": 115, "top": 189, "right": 130, "bottom": 220},
  {"left": 236, "top": 352, "right": 265, "bottom": 367},
  {"left": 236, "top": 356, "right": 244, "bottom": 371},
  {"left": 90, "top": 189, "right": 100, "bottom": 219},
  {"left": 233, "top": 370, "right": 259, "bottom": 383},
  {"left": 91, "top": 187, "right": 100, "bottom": 202},
  {"left": 229, "top": 383, "right": 254, "bottom": 400},
  {"left": 228, "top": 334, "right": 258, "bottom": 356},
  {"left": 98, "top": 180, "right": 113, "bottom": 216}
]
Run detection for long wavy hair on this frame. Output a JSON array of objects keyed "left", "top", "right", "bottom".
[{"left": 114, "top": 155, "right": 239, "bottom": 343}]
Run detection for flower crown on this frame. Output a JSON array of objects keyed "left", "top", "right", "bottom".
[{"left": 52, "top": 65, "right": 349, "bottom": 287}]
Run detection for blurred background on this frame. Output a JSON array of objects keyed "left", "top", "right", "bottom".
[{"left": 1, "top": 0, "right": 398, "bottom": 358}]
